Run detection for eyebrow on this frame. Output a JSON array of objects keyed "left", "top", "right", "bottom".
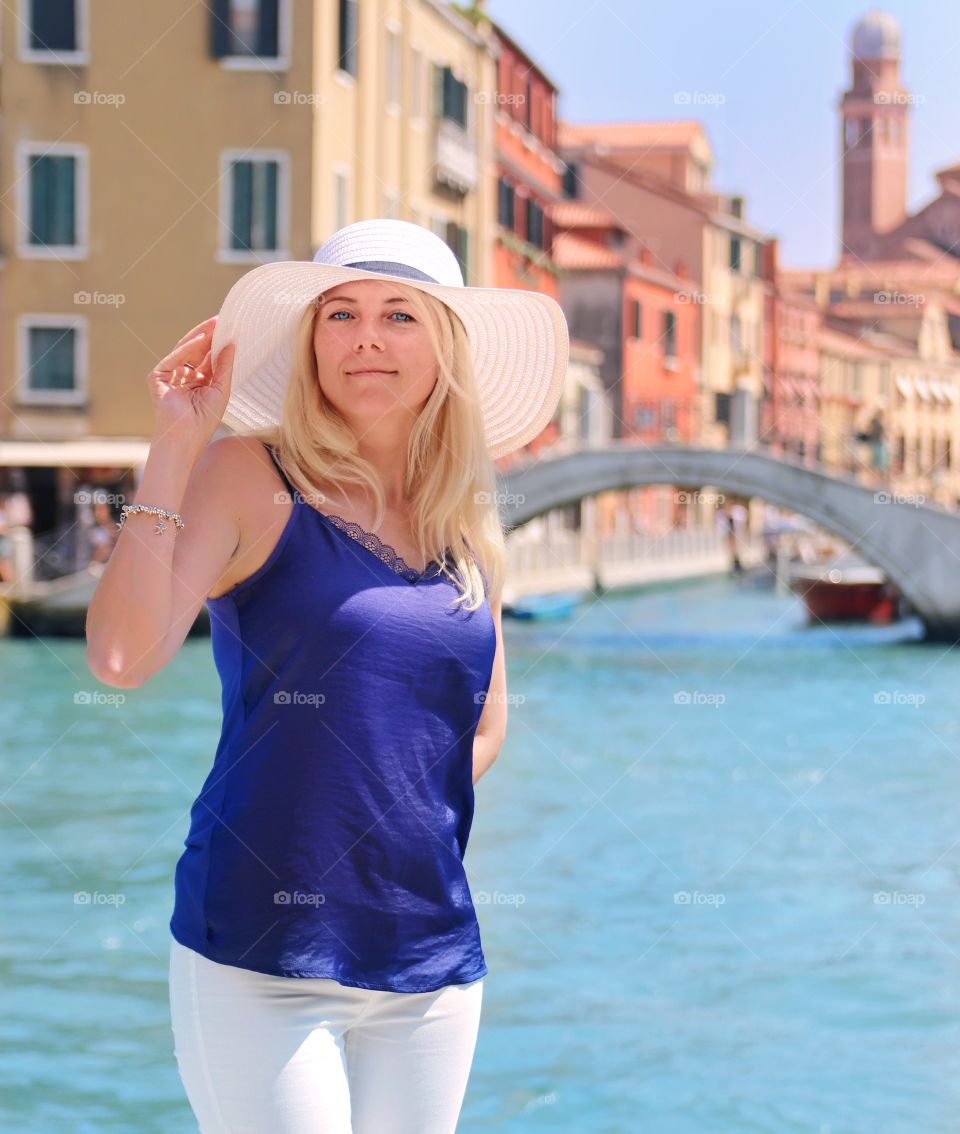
[{"left": 321, "top": 295, "right": 411, "bottom": 306}]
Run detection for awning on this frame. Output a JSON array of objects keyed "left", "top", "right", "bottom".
[
  {"left": 0, "top": 438, "right": 151, "bottom": 468},
  {"left": 914, "top": 377, "right": 931, "bottom": 402},
  {"left": 894, "top": 375, "right": 912, "bottom": 399},
  {"left": 928, "top": 378, "right": 946, "bottom": 403},
  {"left": 943, "top": 383, "right": 958, "bottom": 404}
]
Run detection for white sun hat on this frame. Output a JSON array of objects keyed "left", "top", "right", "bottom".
[{"left": 210, "top": 218, "right": 570, "bottom": 459}]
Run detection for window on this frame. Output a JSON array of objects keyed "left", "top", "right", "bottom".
[
  {"left": 18, "top": 316, "right": 86, "bottom": 405},
  {"left": 18, "top": 143, "right": 87, "bottom": 258},
  {"left": 338, "top": 0, "right": 358, "bottom": 77},
  {"left": 663, "top": 310, "right": 677, "bottom": 359},
  {"left": 524, "top": 76, "right": 532, "bottom": 132},
  {"left": 630, "top": 300, "right": 642, "bottom": 340},
  {"left": 385, "top": 27, "right": 401, "bottom": 111},
  {"left": 634, "top": 404, "right": 657, "bottom": 430},
  {"left": 497, "top": 178, "right": 515, "bottom": 229},
  {"left": 435, "top": 65, "right": 467, "bottom": 129},
  {"left": 410, "top": 47, "right": 425, "bottom": 122},
  {"left": 729, "top": 235, "right": 742, "bottom": 273},
  {"left": 220, "top": 151, "right": 288, "bottom": 261},
  {"left": 210, "top": 0, "right": 283, "bottom": 63},
  {"left": 526, "top": 199, "right": 544, "bottom": 249},
  {"left": 714, "top": 391, "right": 731, "bottom": 425},
  {"left": 21, "top": 0, "right": 88, "bottom": 61},
  {"left": 562, "top": 161, "right": 579, "bottom": 200},
  {"left": 445, "top": 221, "right": 469, "bottom": 283},
  {"left": 334, "top": 167, "right": 350, "bottom": 230}
]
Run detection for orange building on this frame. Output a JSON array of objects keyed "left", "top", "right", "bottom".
[
  {"left": 468, "top": 10, "right": 564, "bottom": 468},
  {"left": 760, "top": 238, "right": 822, "bottom": 465},
  {"left": 551, "top": 202, "right": 698, "bottom": 533}
]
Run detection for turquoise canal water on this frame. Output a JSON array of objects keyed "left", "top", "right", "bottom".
[{"left": 2, "top": 576, "right": 959, "bottom": 1132}]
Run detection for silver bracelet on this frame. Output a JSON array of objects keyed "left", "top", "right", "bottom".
[{"left": 117, "top": 504, "right": 185, "bottom": 535}]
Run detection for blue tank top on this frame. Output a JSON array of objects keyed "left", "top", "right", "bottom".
[{"left": 169, "top": 443, "right": 497, "bottom": 993}]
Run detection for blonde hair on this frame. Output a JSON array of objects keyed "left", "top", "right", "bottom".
[{"left": 244, "top": 281, "right": 505, "bottom": 611}]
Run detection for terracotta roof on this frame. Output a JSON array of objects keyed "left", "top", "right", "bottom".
[
  {"left": 818, "top": 323, "right": 893, "bottom": 357},
  {"left": 782, "top": 260, "right": 960, "bottom": 289},
  {"left": 558, "top": 120, "right": 705, "bottom": 150},
  {"left": 552, "top": 231, "right": 625, "bottom": 270},
  {"left": 548, "top": 201, "right": 618, "bottom": 229}
]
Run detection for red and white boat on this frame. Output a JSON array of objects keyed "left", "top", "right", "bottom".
[{"left": 787, "top": 551, "right": 902, "bottom": 625}]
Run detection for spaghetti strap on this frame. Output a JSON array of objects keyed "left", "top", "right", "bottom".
[{"left": 263, "top": 442, "right": 296, "bottom": 495}]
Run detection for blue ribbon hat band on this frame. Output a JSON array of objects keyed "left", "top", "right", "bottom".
[{"left": 342, "top": 260, "right": 440, "bottom": 284}]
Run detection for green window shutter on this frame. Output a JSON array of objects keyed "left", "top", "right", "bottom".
[
  {"left": 30, "top": 0, "right": 76, "bottom": 51},
  {"left": 30, "top": 155, "right": 76, "bottom": 246},
  {"left": 231, "top": 161, "right": 253, "bottom": 250},
  {"left": 209, "top": 0, "right": 231, "bottom": 57},
  {"left": 258, "top": 0, "right": 279, "bottom": 57},
  {"left": 259, "top": 161, "right": 279, "bottom": 250},
  {"left": 458, "top": 226, "right": 469, "bottom": 282},
  {"left": 338, "top": 0, "right": 358, "bottom": 76},
  {"left": 28, "top": 327, "right": 76, "bottom": 391}
]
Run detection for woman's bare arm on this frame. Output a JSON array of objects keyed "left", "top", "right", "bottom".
[
  {"left": 85, "top": 317, "right": 237, "bottom": 687},
  {"left": 473, "top": 599, "right": 507, "bottom": 785}
]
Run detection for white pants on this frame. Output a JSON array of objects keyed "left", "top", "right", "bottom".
[{"left": 168, "top": 937, "right": 484, "bottom": 1133}]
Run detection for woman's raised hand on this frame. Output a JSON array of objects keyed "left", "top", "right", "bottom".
[{"left": 148, "top": 315, "right": 235, "bottom": 449}]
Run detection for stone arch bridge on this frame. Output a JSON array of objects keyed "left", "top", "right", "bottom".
[{"left": 498, "top": 445, "right": 960, "bottom": 642}]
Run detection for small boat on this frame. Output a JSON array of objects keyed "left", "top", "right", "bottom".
[
  {"left": 2, "top": 564, "right": 211, "bottom": 638},
  {"left": 502, "top": 591, "right": 586, "bottom": 621},
  {"left": 786, "top": 552, "right": 901, "bottom": 625}
]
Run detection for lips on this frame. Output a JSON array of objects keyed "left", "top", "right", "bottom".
[{"left": 347, "top": 368, "right": 397, "bottom": 376}]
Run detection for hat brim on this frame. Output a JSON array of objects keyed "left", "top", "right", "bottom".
[{"left": 210, "top": 261, "right": 569, "bottom": 459}]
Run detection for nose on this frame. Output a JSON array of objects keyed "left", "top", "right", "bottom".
[{"left": 349, "top": 312, "right": 385, "bottom": 354}]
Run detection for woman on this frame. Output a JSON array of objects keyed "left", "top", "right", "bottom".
[{"left": 86, "top": 219, "right": 568, "bottom": 1133}]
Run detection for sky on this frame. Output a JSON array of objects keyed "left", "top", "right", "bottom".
[{"left": 483, "top": 0, "right": 960, "bottom": 269}]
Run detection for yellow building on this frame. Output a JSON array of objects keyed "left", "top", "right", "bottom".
[
  {"left": 787, "top": 265, "right": 960, "bottom": 508},
  {"left": 0, "top": 0, "right": 496, "bottom": 549}
]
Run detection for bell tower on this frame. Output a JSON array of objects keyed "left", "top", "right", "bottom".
[{"left": 840, "top": 10, "right": 909, "bottom": 262}]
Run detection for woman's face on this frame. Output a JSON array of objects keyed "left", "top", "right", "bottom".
[{"left": 312, "top": 279, "right": 439, "bottom": 434}]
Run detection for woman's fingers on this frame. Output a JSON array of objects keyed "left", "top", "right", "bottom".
[
  {"left": 171, "top": 315, "right": 217, "bottom": 352},
  {"left": 156, "top": 331, "right": 208, "bottom": 374}
]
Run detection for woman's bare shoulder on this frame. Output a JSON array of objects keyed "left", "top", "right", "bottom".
[{"left": 200, "top": 435, "right": 282, "bottom": 527}]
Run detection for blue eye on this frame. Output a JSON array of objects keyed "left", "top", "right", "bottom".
[{"left": 327, "top": 310, "right": 415, "bottom": 322}]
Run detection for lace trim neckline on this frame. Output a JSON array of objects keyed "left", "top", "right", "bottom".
[
  {"left": 319, "top": 511, "right": 448, "bottom": 583},
  {"left": 266, "top": 445, "right": 448, "bottom": 584}
]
